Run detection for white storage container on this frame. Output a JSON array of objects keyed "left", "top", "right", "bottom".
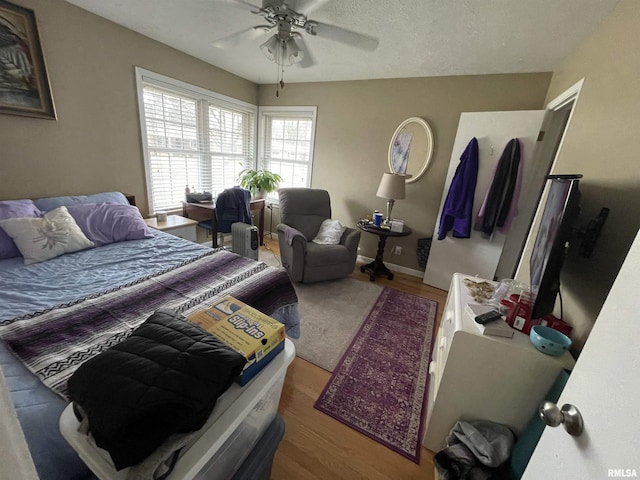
[
  {"left": 193, "top": 374, "right": 284, "bottom": 480},
  {"left": 60, "top": 339, "right": 295, "bottom": 480}
]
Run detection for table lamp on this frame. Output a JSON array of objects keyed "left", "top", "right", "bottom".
[{"left": 376, "top": 173, "right": 409, "bottom": 224}]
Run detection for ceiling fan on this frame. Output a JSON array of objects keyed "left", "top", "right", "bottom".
[{"left": 212, "top": 0, "right": 379, "bottom": 93}]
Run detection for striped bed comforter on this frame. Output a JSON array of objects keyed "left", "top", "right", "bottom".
[{"left": 0, "top": 249, "right": 298, "bottom": 399}]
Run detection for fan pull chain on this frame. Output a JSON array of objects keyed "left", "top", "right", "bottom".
[{"left": 276, "top": 65, "right": 285, "bottom": 98}]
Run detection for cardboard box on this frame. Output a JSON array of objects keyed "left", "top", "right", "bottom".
[
  {"left": 537, "top": 314, "right": 573, "bottom": 336},
  {"left": 390, "top": 219, "right": 404, "bottom": 232},
  {"left": 503, "top": 294, "right": 572, "bottom": 336},
  {"left": 188, "top": 296, "right": 286, "bottom": 385}
]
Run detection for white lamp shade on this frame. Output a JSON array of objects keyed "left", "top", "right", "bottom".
[{"left": 376, "top": 172, "right": 407, "bottom": 200}]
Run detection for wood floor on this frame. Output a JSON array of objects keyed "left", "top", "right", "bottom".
[{"left": 262, "top": 238, "right": 449, "bottom": 480}]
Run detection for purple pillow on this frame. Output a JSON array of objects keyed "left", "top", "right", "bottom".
[
  {"left": 66, "top": 203, "right": 154, "bottom": 247},
  {"left": 0, "top": 200, "right": 43, "bottom": 259}
]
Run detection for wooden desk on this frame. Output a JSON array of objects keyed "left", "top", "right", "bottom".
[{"left": 182, "top": 198, "right": 266, "bottom": 248}]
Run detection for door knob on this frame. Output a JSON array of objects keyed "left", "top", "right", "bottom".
[{"left": 539, "top": 401, "right": 584, "bottom": 436}]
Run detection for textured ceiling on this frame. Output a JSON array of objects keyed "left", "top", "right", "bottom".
[{"left": 64, "top": 0, "right": 619, "bottom": 84}]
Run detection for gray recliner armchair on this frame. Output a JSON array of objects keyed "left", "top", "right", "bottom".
[{"left": 277, "top": 188, "right": 361, "bottom": 283}]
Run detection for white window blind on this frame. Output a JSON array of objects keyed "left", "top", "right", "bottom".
[
  {"left": 258, "top": 106, "right": 317, "bottom": 203},
  {"left": 136, "top": 68, "right": 256, "bottom": 213}
]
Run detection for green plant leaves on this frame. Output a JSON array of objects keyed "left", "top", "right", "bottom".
[{"left": 238, "top": 168, "right": 283, "bottom": 194}]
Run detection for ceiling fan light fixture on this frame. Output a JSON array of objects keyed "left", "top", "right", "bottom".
[
  {"left": 286, "top": 38, "right": 304, "bottom": 65},
  {"left": 261, "top": 34, "right": 304, "bottom": 67},
  {"left": 259, "top": 35, "right": 280, "bottom": 62}
]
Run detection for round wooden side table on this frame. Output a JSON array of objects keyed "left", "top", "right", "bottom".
[{"left": 357, "top": 222, "right": 412, "bottom": 281}]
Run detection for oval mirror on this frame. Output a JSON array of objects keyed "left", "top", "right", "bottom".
[{"left": 388, "top": 117, "right": 434, "bottom": 183}]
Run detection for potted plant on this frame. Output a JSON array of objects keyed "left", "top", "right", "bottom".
[{"left": 238, "top": 168, "right": 283, "bottom": 198}]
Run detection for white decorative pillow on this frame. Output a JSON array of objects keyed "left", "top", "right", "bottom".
[
  {"left": 311, "top": 219, "right": 346, "bottom": 245},
  {"left": 0, "top": 206, "right": 95, "bottom": 265}
]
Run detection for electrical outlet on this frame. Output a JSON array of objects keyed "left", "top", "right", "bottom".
[{"left": 394, "top": 245, "right": 402, "bottom": 255}]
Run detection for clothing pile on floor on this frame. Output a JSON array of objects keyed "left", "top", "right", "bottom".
[{"left": 434, "top": 420, "right": 515, "bottom": 480}]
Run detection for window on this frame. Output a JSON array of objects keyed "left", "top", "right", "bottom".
[
  {"left": 258, "top": 106, "right": 317, "bottom": 203},
  {"left": 136, "top": 68, "right": 256, "bottom": 213}
]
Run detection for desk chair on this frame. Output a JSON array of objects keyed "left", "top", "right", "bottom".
[
  {"left": 214, "top": 187, "right": 252, "bottom": 248},
  {"left": 197, "top": 220, "right": 214, "bottom": 242}
]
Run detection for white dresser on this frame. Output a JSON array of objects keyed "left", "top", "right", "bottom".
[{"left": 423, "top": 273, "right": 575, "bottom": 452}]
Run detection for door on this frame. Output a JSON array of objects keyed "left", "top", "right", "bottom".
[
  {"left": 523, "top": 228, "right": 640, "bottom": 478},
  {"left": 494, "top": 102, "right": 573, "bottom": 280},
  {"left": 423, "top": 110, "right": 545, "bottom": 290}
]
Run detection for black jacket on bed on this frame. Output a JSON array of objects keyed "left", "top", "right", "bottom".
[{"left": 67, "top": 309, "right": 247, "bottom": 470}]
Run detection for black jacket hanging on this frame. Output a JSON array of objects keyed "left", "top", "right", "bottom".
[{"left": 475, "top": 138, "right": 521, "bottom": 238}]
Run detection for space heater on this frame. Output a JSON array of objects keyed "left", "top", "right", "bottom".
[{"left": 231, "top": 222, "right": 259, "bottom": 260}]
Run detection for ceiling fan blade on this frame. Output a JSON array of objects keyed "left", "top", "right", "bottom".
[
  {"left": 293, "top": 0, "right": 331, "bottom": 15},
  {"left": 308, "top": 21, "right": 379, "bottom": 51},
  {"left": 296, "top": 37, "right": 315, "bottom": 68},
  {"left": 214, "top": 0, "right": 261, "bottom": 9},
  {"left": 211, "top": 26, "right": 270, "bottom": 48}
]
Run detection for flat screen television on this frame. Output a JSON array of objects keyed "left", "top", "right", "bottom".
[{"left": 529, "top": 175, "right": 582, "bottom": 320}]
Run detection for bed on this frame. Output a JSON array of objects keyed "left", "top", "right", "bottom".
[{"left": 0, "top": 192, "right": 299, "bottom": 479}]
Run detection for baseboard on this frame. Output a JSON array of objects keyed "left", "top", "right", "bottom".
[{"left": 357, "top": 255, "right": 424, "bottom": 279}]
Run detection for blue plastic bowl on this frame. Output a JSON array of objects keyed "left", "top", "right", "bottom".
[{"left": 530, "top": 325, "right": 572, "bottom": 356}]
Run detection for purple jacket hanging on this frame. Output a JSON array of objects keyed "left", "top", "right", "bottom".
[{"left": 437, "top": 137, "right": 479, "bottom": 240}]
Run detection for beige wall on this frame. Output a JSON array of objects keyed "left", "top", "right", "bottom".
[
  {"left": 516, "top": 0, "right": 640, "bottom": 352},
  {"left": 259, "top": 74, "right": 551, "bottom": 271},
  {"left": 0, "top": 0, "right": 257, "bottom": 215}
]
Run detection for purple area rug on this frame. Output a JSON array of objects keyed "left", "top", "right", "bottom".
[{"left": 314, "top": 287, "right": 438, "bottom": 463}]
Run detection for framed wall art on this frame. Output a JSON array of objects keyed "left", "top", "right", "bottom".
[{"left": 0, "top": 0, "right": 56, "bottom": 119}]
